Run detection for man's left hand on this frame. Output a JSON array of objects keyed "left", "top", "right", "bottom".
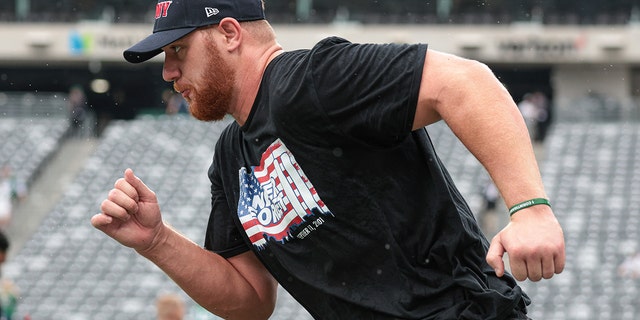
[{"left": 486, "top": 205, "right": 565, "bottom": 281}]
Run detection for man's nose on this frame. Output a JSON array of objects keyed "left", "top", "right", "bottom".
[{"left": 162, "top": 57, "right": 180, "bottom": 82}]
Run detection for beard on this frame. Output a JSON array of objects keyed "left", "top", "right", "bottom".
[{"left": 176, "top": 37, "right": 235, "bottom": 122}]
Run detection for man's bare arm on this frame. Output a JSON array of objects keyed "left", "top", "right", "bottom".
[
  {"left": 413, "top": 50, "right": 565, "bottom": 281},
  {"left": 92, "top": 169, "right": 278, "bottom": 319}
]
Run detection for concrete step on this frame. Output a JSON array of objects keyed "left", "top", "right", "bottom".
[{"left": 6, "top": 137, "right": 98, "bottom": 258}]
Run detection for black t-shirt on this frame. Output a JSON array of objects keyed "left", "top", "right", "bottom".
[{"left": 205, "top": 37, "right": 529, "bottom": 319}]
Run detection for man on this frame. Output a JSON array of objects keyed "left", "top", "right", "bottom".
[
  {"left": 0, "top": 165, "right": 27, "bottom": 229},
  {"left": 156, "top": 293, "right": 186, "bottom": 320},
  {"left": 0, "top": 230, "right": 15, "bottom": 319},
  {"left": 92, "top": 0, "right": 565, "bottom": 319}
]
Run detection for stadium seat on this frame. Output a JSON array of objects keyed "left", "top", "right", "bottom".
[{"left": 6, "top": 117, "right": 640, "bottom": 319}]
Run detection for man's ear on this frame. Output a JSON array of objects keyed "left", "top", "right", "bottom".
[{"left": 217, "top": 17, "right": 242, "bottom": 51}]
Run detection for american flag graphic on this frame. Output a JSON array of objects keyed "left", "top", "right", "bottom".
[{"left": 238, "top": 139, "right": 333, "bottom": 248}]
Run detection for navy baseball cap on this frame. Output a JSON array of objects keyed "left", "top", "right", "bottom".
[{"left": 124, "top": 0, "right": 265, "bottom": 63}]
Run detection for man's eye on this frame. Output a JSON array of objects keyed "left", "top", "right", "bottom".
[{"left": 174, "top": 46, "right": 182, "bottom": 53}]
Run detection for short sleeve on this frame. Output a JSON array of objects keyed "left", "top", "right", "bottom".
[
  {"left": 204, "top": 142, "right": 250, "bottom": 258},
  {"left": 309, "top": 37, "right": 427, "bottom": 147}
]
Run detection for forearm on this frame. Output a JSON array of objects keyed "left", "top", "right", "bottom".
[
  {"left": 449, "top": 92, "right": 546, "bottom": 207},
  {"left": 137, "top": 224, "right": 276, "bottom": 319}
]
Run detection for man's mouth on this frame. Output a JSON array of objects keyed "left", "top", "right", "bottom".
[{"left": 174, "top": 84, "right": 190, "bottom": 101}]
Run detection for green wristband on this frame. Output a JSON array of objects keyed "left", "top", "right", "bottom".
[{"left": 508, "top": 198, "right": 551, "bottom": 216}]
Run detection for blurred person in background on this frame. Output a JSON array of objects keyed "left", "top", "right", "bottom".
[
  {"left": 0, "top": 230, "right": 9, "bottom": 274},
  {"left": 0, "top": 166, "right": 26, "bottom": 230},
  {"left": 67, "top": 85, "right": 88, "bottom": 138},
  {"left": 618, "top": 251, "right": 640, "bottom": 279},
  {"left": 517, "top": 91, "right": 550, "bottom": 144},
  {"left": 162, "top": 89, "right": 189, "bottom": 115},
  {"left": 156, "top": 293, "right": 185, "bottom": 320},
  {"left": 0, "top": 230, "right": 18, "bottom": 320},
  {"left": 531, "top": 91, "right": 551, "bottom": 143},
  {"left": 92, "top": 0, "right": 565, "bottom": 318}
]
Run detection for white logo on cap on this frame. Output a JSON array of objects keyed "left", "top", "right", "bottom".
[{"left": 205, "top": 7, "right": 219, "bottom": 18}]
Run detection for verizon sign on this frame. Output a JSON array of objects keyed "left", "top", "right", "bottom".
[
  {"left": 67, "top": 25, "right": 151, "bottom": 59},
  {"left": 68, "top": 30, "right": 144, "bottom": 56},
  {"left": 498, "top": 36, "right": 585, "bottom": 58}
]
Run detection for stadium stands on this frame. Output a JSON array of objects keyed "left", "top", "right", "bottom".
[
  {"left": 0, "top": 92, "right": 81, "bottom": 191},
  {"left": 3, "top": 111, "right": 640, "bottom": 319},
  {"left": 1, "top": 0, "right": 637, "bottom": 25},
  {"left": 0, "top": 92, "right": 68, "bottom": 118},
  {"left": 520, "top": 122, "right": 640, "bottom": 320},
  {"left": 3, "top": 115, "right": 315, "bottom": 319},
  {"left": 1, "top": 0, "right": 638, "bottom": 318},
  {"left": 0, "top": 117, "right": 69, "bottom": 187}
]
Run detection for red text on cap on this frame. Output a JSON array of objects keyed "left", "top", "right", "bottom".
[{"left": 155, "top": 1, "right": 172, "bottom": 19}]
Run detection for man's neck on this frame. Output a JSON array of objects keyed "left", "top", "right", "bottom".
[{"left": 230, "top": 45, "right": 284, "bottom": 126}]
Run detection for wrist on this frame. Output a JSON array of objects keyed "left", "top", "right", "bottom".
[
  {"left": 136, "top": 222, "right": 170, "bottom": 258},
  {"left": 508, "top": 198, "right": 551, "bottom": 216}
]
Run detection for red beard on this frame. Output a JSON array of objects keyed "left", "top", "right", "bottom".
[{"left": 177, "top": 37, "right": 235, "bottom": 122}]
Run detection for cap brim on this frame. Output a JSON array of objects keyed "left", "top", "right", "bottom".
[{"left": 123, "top": 27, "right": 197, "bottom": 63}]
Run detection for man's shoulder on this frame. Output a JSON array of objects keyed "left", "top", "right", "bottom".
[
  {"left": 313, "top": 36, "right": 352, "bottom": 47},
  {"left": 275, "top": 36, "right": 351, "bottom": 60}
]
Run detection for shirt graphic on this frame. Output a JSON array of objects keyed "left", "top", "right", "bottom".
[{"left": 238, "top": 139, "right": 333, "bottom": 249}]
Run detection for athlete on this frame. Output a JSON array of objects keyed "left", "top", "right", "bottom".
[{"left": 92, "top": 0, "right": 565, "bottom": 318}]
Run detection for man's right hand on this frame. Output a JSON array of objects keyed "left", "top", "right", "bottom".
[{"left": 91, "top": 168, "right": 164, "bottom": 252}]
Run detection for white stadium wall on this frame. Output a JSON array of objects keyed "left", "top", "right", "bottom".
[
  {"left": 1, "top": 22, "right": 639, "bottom": 121},
  {"left": 553, "top": 64, "right": 636, "bottom": 121}
]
